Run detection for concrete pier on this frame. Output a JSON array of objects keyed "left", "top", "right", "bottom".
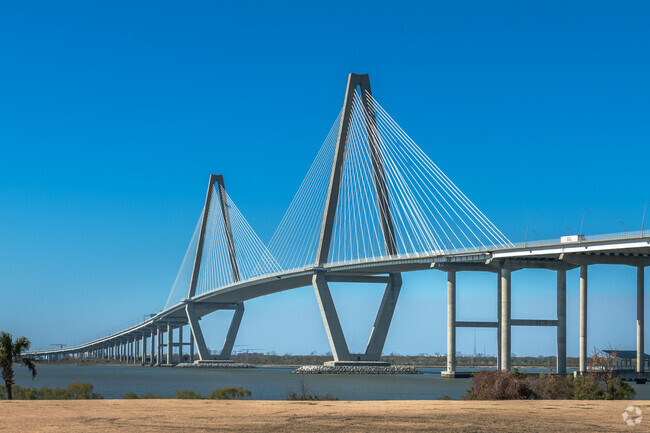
[
  {"left": 156, "top": 326, "right": 162, "bottom": 367},
  {"left": 579, "top": 265, "right": 588, "bottom": 374},
  {"left": 497, "top": 270, "right": 502, "bottom": 370},
  {"left": 638, "top": 266, "right": 645, "bottom": 375},
  {"left": 189, "top": 332, "right": 195, "bottom": 363},
  {"left": 178, "top": 326, "right": 184, "bottom": 363},
  {"left": 443, "top": 271, "right": 456, "bottom": 377},
  {"left": 141, "top": 334, "right": 146, "bottom": 366},
  {"left": 557, "top": 269, "right": 567, "bottom": 375},
  {"left": 166, "top": 323, "right": 173, "bottom": 365},
  {"left": 500, "top": 269, "right": 511, "bottom": 371},
  {"left": 150, "top": 329, "right": 155, "bottom": 366}
]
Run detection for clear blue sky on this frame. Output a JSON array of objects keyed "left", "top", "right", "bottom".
[{"left": 1, "top": 1, "right": 649, "bottom": 357}]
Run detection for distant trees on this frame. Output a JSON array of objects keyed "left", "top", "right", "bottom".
[{"left": 0, "top": 331, "right": 36, "bottom": 400}]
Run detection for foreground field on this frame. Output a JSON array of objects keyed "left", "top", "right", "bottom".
[{"left": 1, "top": 400, "right": 648, "bottom": 432}]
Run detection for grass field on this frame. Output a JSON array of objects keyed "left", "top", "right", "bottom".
[{"left": 1, "top": 400, "right": 647, "bottom": 432}]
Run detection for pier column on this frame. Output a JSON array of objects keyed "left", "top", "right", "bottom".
[
  {"left": 444, "top": 271, "right": 456, "bottom": 377},
  {"left": 500, "top": 269, "right": 511, "bottom": 371},
  {"left": 156, "top": 327, "right": 162, "bottom": 366},
  {"left": 557, "top": 269, "right": 567, "bottom": 375},
  {"left": 638, "top": 266, "right": 645, "bottom": 375},
  {"left": 178, "top": 326, "right": 184, "bottom": 363},
  {"left": 579, "top": 265, "right": 588, "bottom": 374},
  {"left": 141, "top": 333, "right": 146, "bottom": 366},
  {"left": 134, "top": 337, "right": 138, "bottom": 365},
  {"left": 190, "top": 332, "right": 195, "bottom": 363},
  {"left": 167, "top": 323, "right": 173, "bottom": 365},
  {"left": 150, "top": 328, "right": 155, "bottom": 366},
  {"left": 497, "top": 270, "right": 502, "bottom": 370}
]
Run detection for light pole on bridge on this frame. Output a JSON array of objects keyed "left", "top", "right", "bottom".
[
  {"left": 524, "top": 218, "right": 539, "bottom": 247},
  {"left": 642, "top": 202, "right": 650, "bottom": 237},
  {"left": 579, "top": 210, "right": 596, "bottom": 238},
  {"left": 617, "top": 220, "right": 625, "bottom": 233}
]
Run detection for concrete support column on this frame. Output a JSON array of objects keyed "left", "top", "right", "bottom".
[
  {"left": 557, "top": 269, "right": 567, "bottom": 375},
  {"left": 150, "top": 329, "right": 155, "bottom": 366},
  {"left": 638, "top": 266, "right": 645, "bottom": 374},
  {"left": 141, "top": 334, "right": 146, "bottom": 366},
  {"left": 156, "top": 328, "right": 161, "bottom": 366},
  {"left": 497, "top": 270, "right": 502, "bottom": 370},
  {"left": 178, "top": 326, "right": 184, "bottom": 363},
  {"left": 167, "top": 323, "right": 173, "bottom": 365},
  {"left": 500, "top": 269, "right": 511, "bottom": 371},
  {"left": 579, "top": 265, "right": 588, "bottom": 374},
  {"left": 134, "top": 337, "right": 138, "bottom": 365},
  {"left": 445, "top": 271, "right": 456, "bottom": 376},
  {"left": 190, "top": 332, "right": 195, "bottom": 363}
]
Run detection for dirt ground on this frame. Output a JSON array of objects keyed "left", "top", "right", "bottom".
[{"left": 0, "top": 400, "right": 647, "bottom": 432}]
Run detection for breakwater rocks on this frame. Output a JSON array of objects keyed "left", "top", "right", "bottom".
[
  {"left": 175, "top": 362, "right": 255, "bottom": 369},
  {"left": 292, "top": 365, "right": 422, "bottom": 375}
]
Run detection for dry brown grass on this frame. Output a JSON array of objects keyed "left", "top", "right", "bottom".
[{"left": 1, "top": 400, "right": 648, "bottom": 432}]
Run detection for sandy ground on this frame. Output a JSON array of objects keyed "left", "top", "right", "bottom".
[{"left": 0, "top": 400, "right": 648, "bottom": 432}]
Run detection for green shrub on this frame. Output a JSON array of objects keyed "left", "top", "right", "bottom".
[
  {"left": 207, "top": 387, "right": 252, "bottom": 400},
  {"left": 124, "top": 391, "right": 161, "bottom": 399},
  {"left": 175, "top": 389, "right": 202, "bottom": 399},
  {"left": 65, "top": 382, "right": 102, "bottom": 399},
  {"left": 3, "top": 382, "right": 102, "bottom": 400},
  {"left": 286, "top": 392, "right": 338, "bottom": 401}
]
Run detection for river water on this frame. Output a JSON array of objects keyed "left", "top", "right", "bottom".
[{"left": 13, "top": 365, "right": 650, "bottom": 400}]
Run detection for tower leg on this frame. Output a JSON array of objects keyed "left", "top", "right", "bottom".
[
  {"left": 217, "top": 303, "right": 244, "bottom": 360},
  {"left": 185, "top": 303, "right": 212, "bottom": 361},
  {"left": 312, "top": 272, "right": 351, "bottom": 362},
  {"left": 364, "top": 274, "right": 402, "bottom": 360}
]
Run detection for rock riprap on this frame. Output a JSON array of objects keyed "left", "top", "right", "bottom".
[{"left": 292, "top": 365, "right": 421, "bottom": 374}]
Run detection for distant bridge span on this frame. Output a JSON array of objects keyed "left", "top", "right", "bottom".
[{"left": 29, "top": 74, "right": 650, "bottom": 378}]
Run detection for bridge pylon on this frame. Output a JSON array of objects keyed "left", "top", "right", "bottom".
[
  {"left": 313, "top": 73, "right": 403, "bottom": 366},
  {"left": 185, "top": 174, "right": 245, "bottom": 363}
]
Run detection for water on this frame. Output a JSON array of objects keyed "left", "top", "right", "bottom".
[{"left": 13, "top": 365, "right": 650, "bottom": 400}]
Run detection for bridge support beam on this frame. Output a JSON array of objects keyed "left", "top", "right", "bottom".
[
  {"left": 638, "top": 266, "right": 645, "bottom": 375},
  {"left": 579, "top": 265, "right": 588, "bottom": 374},
  {"left": 557, "top": 269, "right": 567, "bottom": 375},
  {"left": 500, "top": 269, "right": 512, "bottom": 371}
]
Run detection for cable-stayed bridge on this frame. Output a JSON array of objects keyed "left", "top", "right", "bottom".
[{"left": 30, "top": 74, "right": 650, "bottom": 378}]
